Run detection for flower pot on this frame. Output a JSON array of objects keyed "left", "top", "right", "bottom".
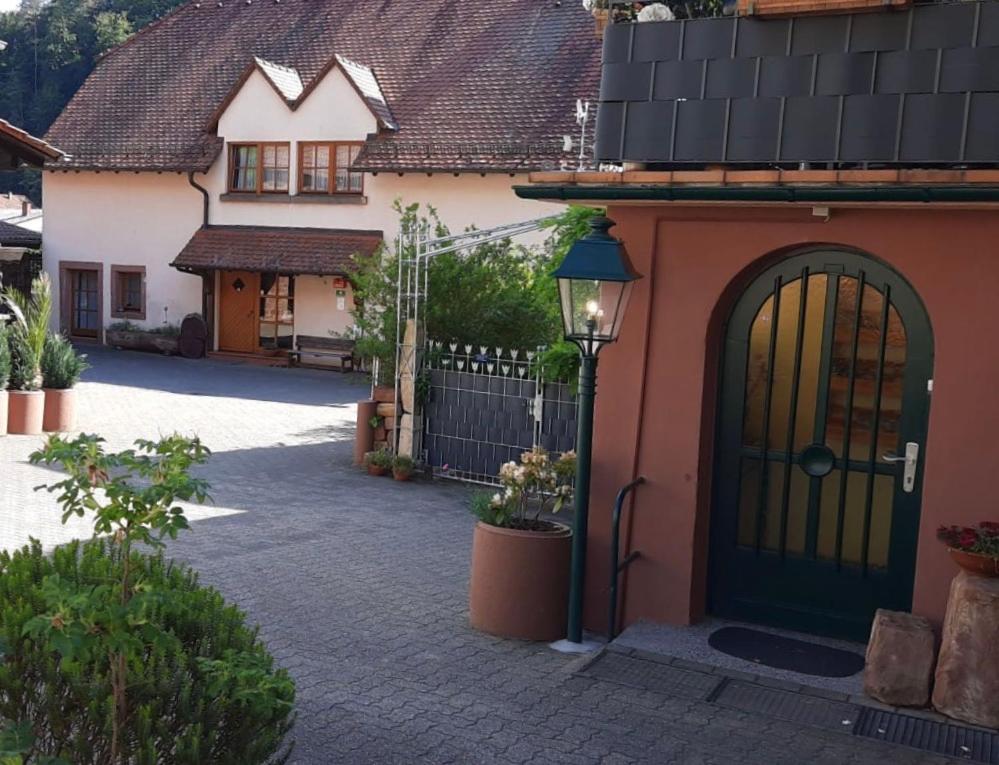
[
  {"left": 0, "top": 390, "right": 7, "bottom": 436},
  {"left": 367, "top": 465, "right": 387, "bottom": 477},
  {"left": 43, "top": 388, "right": 77, "bottom": 433},
  {"left": 392, "top": 470, "right": 412, "bottom": 482},
  {"left": 469, "top": 521, "right": 572, "bottom": 641},
  {"left": 7, "top": 390, "right": 44, "bottom": 435},
  {"left": 949, "top": 548, "right": 999, "bottom": 578}
]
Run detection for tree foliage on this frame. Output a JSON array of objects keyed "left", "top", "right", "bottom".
[
  {"left": 349, "top": 202, "right": 600, "bottom": 384},
  {"left": 0, "top": 0, "right": 184, "bottom": 201}
]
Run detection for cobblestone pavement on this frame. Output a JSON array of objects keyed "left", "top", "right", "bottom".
[{"left": 0, "top": 348, "right": 960, "bottom": 765}]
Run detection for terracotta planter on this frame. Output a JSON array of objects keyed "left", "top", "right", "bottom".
[
  {"left": 0, "top": 390, "right": 7, "bottom": 436},
  {"left": 43, "top": 388, "right": 77, "bottom": 433},
  {"left": 7, "top": 390, "right": 44, "bottom": 435},
  {"left": 392, "top": 469, "right": 412, "bottom": 482},
  {"left": 469, "top": 521, "right": 572, "bottom": 641},
  {"left": 949, "top": 548, "right": 999, "bottom": 578},
  {"left": 367, "top": 464, "right": 388, "bottom": 477},
  {"left": 737, "top": 0, "right": 908, "bottom": 16}
]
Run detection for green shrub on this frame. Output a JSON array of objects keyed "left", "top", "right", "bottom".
[
  {"left": 2, "top": 274, "right": 52, "bottom": 391},
  {"left": 41, "top": 334, "right": 89, "bottom": 390},
  {"left": 0, "top": 322, "right": 11, "bottom": 389},
  {"left": 364, "top": 448, "right": 393, "bottom": 469},
  {"left": 10, "top": 434, "right": 296, "bottom": 764},
  {"left": 8, "top": 331, "right": 40, "bottom": 391},
  {"left": 0, "top": 539, "right": 295, "bottom": 765},
  {"left": 392, "top": 454, "right": 415, "bottom": 477}
]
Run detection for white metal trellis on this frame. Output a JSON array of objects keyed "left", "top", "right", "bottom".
[{"left": 393, "top": 216, "right": 559, "bottom": 458}]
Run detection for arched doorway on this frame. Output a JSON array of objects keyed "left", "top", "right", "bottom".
[{"left": 709, "top": 248, "right": 933, "bottom": 641}]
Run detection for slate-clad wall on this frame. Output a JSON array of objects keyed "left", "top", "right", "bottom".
[
  {"left": 596, "top": 1, "right": 999, "bottom": 165},
  {"left": 423, "top": 370, "right": 576, "bottom": 479}
]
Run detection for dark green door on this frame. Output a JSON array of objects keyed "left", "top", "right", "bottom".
[{"left": 709, "top": 249, "right": 933, "bottom": 641}]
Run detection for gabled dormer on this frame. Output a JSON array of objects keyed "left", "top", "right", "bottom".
[{"left": 208, "top": 53, "right": 397, "bottom": 199}]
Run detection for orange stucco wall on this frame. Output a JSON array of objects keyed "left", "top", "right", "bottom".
[{"left": 586, "top": 203, "right": 999, "bottom": 635}]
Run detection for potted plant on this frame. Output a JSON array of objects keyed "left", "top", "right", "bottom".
[
  {"left": 0, "top": 321, "right": 10, "bottom": 436},
  {"left": 3, "top": 274, "right": 52, "bottom": 435},
  {"left": 392, "top": 454, "right": 415, "bottom": 482},
  {"left": 937, "top": 523, "right": 999, "bottom": 577},
  {"left": 468, "top": 448, "right": 576, "bottom": 641},
  {"left": 40, "top": 333, "right": 89, "bottom": 432},
  {"left": 364, "top": 448, "right": 393, "bottom": 477}
]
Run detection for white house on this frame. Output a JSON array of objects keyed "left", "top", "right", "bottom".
[{"left": 42, "top": 0, "right": 600, "bottom": 357}]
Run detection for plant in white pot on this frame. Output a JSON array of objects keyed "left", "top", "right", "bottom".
[
  {"left": 3, "top": 274, "right": 52, "bottom": 436},
  {"left": 0, "top": 321, "right": 10, "bottom": 436},
  {"left": 41, "top": 333, "right": 89, "bottom": 432}
]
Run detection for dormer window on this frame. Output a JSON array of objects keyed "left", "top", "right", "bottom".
[
  {"left": 229, "top": 142, "right": 290, "bottom": 193},
  {"left": 299, "top": 142, "right": 363, "bottom": 195}
]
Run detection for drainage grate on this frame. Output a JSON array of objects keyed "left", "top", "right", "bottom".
[
  {"left": 854, "top": 707, "right": 999, "bottom": 764},
  {"left": 579, "top": 651, "right": 722, "bottom": 701},
  {"left": 713, "top": 680, "right": 860, "bottom": 732}
]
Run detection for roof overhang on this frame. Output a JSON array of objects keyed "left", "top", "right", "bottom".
[
  {"left": 516, "top": 170, "right": 999, "bottom": 207},
  {"left": 0, "top": 119, "right": 65, "bottom": 168},
  {"left": 171, "top": 225, "right": 383, "bottom": 276}
]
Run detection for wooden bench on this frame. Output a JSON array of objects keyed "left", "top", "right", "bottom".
[{"left": 288, "top": 335, "right": 356, "bottom": 372}]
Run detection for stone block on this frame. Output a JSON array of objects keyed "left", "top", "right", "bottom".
[
  {"left": 376, "top": 402, "right": 399, "bottom": 419},
  {"left": 932, "top": 571, "right": 999, "bottom": 728},
  {"left": 863, "top": 609, "right": 936, "bottom": 707}
]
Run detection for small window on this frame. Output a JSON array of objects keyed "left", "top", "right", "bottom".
[
  {"left": 111, "top": 265, "right": 145, "bottom": 320},
  {"left": 229, "top": 143, "right": 289, "bottom": 193},
  {"left": 299, "top": 142, "right": 363, "bottom": 195}
]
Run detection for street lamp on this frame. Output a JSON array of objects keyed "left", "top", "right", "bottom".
[{"left": 551, "top": 215, "right": 640, "bottom": 650}]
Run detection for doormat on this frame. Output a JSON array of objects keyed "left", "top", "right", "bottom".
[{"left": 707, "top": 627, "right": 865, "bottom": 678}]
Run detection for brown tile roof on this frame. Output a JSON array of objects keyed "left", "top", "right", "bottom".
[
  {"left": 46, "top": 0, "right": 600, "bottom": 173},
  {"left": 0, "top": 221, "right": 42, "bottom": 248},
  {"left": 172, "top": 225, "right": 382, "bottom": 275},
  {"left": 1, "top": 118, "right": 65, "bottom": 167}
]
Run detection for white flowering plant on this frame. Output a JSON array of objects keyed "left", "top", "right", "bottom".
[{"left": 471, "top": 448, "right": 577, "bottom": 530}]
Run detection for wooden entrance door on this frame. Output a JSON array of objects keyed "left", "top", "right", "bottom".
[
  {"left": 218, "top": 270, "right": 259, "bottom": 353},
  {"left": 709, "top": 249, "right": 933, "bottom": 640}
]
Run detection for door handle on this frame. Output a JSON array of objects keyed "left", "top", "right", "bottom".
[{"left": 882, "top": 442, "right": 919, "bottom": 494}]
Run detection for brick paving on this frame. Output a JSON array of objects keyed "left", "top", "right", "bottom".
[{"left": 0, "top": 348, "right": 961, "bottom": 764}]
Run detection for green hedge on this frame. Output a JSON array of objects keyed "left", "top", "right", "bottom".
[{"left": 0, "top": 539, "right": 295, "bottom": 765}]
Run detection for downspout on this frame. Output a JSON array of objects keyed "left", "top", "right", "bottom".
[
  {"left": 187, "top": 171, "right": 213, "bottom": 352},
  {"left": 187, "top": 171, "right": 210, "bottom": 226}
]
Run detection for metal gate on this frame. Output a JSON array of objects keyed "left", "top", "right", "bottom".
[{"left": 421, "top": 341, "right": 576, "bottom": 484}]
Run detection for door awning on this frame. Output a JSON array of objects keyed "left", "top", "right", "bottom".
[{"left": 171, "top": 225, "right": 383, "bottom": 276}]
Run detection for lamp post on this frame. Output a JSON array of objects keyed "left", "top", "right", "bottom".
[{"left": 551, "top": 215, "right": 640, "bottom": 650}]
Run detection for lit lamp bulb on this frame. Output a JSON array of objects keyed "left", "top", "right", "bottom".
[{"left": 585, "top": 300, "right": 602, "bottom": 319}]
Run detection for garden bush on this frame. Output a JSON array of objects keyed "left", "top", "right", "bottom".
[
  {"left": 0, "top": 433, "right": 295, "bottom": 764},
  {"left": 0, "top": 540, "right": 295, "bottom": 765},
  {"left": 40, "top": 334, "right": 89, "bottom": 390}
]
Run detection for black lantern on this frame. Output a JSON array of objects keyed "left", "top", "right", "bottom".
[{"left": 552, "top": 216, "right": 639, "bottom": 355}]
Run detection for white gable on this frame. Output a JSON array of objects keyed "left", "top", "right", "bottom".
[{"left": 216, "top": 66, "right": 379, "bottom": 143}]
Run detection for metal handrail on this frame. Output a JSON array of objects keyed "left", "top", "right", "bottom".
[{"left": 607, "top": 476, "right": 645, "bottom": 642}]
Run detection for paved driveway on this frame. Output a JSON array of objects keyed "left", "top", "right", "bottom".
[{"left": 0, "top": 348, "right": 957, "bottom": 765}]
